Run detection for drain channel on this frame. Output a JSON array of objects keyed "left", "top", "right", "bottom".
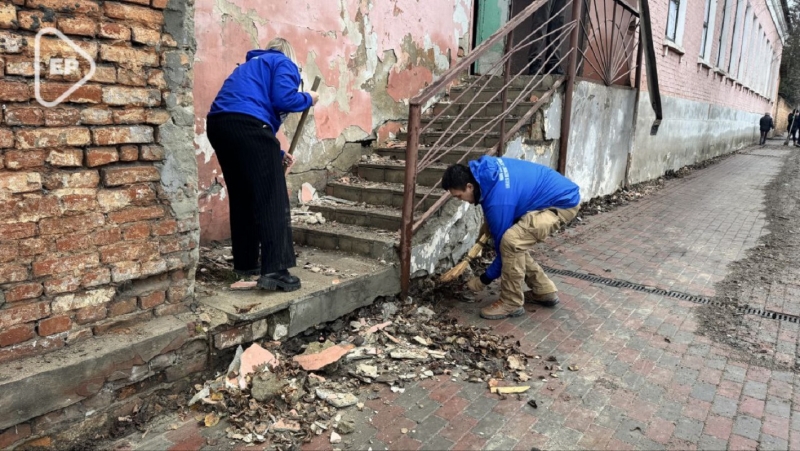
[{"left": 543, "top": 266, "right": 800, "bottom": 324}]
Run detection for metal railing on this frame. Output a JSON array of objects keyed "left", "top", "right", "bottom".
[{"left": 398, "top": 0, "right": 658, "bottom": 297}]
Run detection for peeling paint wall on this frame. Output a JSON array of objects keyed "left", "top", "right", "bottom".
[{"left": 194, "top": 0, "right": 472, "bottom": 242}]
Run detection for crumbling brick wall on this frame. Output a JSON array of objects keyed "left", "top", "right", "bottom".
[{"left": 0, "top": 0, "right": 198, "bottom": 364}]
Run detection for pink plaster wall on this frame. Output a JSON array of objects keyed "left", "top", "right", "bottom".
[{"left": 194, "top": 0, "right": 472, "bottom": 242}]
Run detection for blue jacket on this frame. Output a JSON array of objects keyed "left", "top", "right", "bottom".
[
  {"left": 209, "top": 49, "right": 312, "bottom": 134},
  {"left": 471, "top": 156, "right": 580, "bottom": 281}
]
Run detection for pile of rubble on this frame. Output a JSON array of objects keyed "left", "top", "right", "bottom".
[{"left": 188, "top": 298, "right": 564, "bottom": 449}]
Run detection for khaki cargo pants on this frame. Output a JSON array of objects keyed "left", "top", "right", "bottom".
[{"left": 499, "top": 206, "right": 580, "bottom": 307}]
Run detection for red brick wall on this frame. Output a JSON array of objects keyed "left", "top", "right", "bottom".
[
  {"left": 0, "top": 0, "right": 197, "bottom": 364},
  {"left": 644, "top": 0, "right": 782, "bottom": 114}
]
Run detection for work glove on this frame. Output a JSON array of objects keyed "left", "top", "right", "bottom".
[{"left": 466, "top": 276, "right": 486, "bottom": 293}]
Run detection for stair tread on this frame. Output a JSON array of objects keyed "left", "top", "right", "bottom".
[
  {"left": 328, "top": 180, "right": 445, "bottom": 195},
  {"left": 306, "top": 201, "right": 402, "bottom": 218},
  {"left": 358, "top": 161, "right": 448, "bottom": 170},
  {"left": 293, "top": 220, "right": 399, "bottom": 242}
]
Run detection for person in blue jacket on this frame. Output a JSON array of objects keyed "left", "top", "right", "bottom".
[
  {"left": 206, "top": 38, "right": 319, "bottom": 292},
  {"left": 442, "top": 156, "right": 581, "bottom": 319}
]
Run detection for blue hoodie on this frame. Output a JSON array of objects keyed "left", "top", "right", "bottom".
[
  {"left": 470, "top": 156, "right": 580, "bottom": 281},
  {"left": 208, "top": 49, "right": 313, "bottom": 134}
]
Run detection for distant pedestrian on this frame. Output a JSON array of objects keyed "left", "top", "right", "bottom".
[
  {"left": 792, "top": 109, "right": 800, "bottom": 146},
  {"left": 759, "top": 112, "right": 773, "bottom": 146}
]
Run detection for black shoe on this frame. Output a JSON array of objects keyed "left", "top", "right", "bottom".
[
  {"left": 234, "top": 267, "right": 260, "bottom": 277},
  {"left": 257, "top": 271, "right": 301, "bottom": 292}
]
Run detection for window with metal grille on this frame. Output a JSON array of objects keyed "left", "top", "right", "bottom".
[{"left": 666, "top": 0, "right": 680, "bottom": 41}]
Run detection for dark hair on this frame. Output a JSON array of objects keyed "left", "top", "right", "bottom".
[{"left": 441, "top": 164, "right": 475, "bottom": 190}]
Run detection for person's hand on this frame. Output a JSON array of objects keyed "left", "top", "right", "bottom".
[
  {"left": 466, "top": 276, "right": 486, "bottom": 293},
  {"left": 283, "top": 152, "right": 296, "bottom": 170},
  {"left": 309, "top": 91, "right": 320, "bottom": 105}
]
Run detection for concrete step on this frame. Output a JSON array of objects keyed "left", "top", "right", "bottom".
[
  {"left": 397, "top": 130, "right": 503, "bottom": 148},
  {"left": 357, "top": 161, "right": 447, "bottom": 187},
  {"left": 198, "top": 246, "right": 400, "bottom": 340},
  {"left": 433, "top": 101, "right": 540, "bottom": 117},
  {"left": 421, "top": 115, "right": 526, "bottom": 132},
  {"left": 306, "top": 203, "right": 402, "bottom": 231},
  {"left": 374, "top": 146, "right": 489, "bottom": 165},
  {"left": 326, "top": 181, "right": 445, "bottom": 210},
  {"left": 292, "top": 221, "right": 397, "bottom": 261},
  {"left": 459, "top": 74, "right": 561, "bottom": 90},
  {"left": 448, "top": 87, "right": 548, "bottom": 104}
]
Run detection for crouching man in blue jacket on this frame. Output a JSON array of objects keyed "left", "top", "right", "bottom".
[{"left": 442, "top": 156, "right": 581, "bottom": 319}]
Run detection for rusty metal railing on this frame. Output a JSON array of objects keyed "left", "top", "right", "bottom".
[{"left": 398, "top": 0, "right": 659, "bottom": 297}]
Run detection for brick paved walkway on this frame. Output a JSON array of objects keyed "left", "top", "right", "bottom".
[{"left": 110, "top": 146, "right": 800, "bottom": 451}]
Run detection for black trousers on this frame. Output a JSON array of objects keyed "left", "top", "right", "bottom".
[
  {"left": 206, "top": 113, "right": 296, "bottom": 275},
  {"left": 760, "top": 130, "right": 768, "bottom": 145}
]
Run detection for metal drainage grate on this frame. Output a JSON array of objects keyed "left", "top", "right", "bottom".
[{"left": 543, "top": 266, "right": 800, "bottom": 324}]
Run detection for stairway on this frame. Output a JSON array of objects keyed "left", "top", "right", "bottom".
[{"left": 293, "top": 75, "right": 560, "bottom": 271}]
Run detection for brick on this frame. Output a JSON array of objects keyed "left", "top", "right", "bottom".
[
  {"left": 75, "top": 304, "right": 107, "bottom": 324},
  {"left": 0, "top": 30, "right": 24, "bottom": 53},
  {"left": 38, "top": 315, "right": 72, "bottom": 336},
  {"left": 27, "top": 0, "right": 100, "bottom": 14},
  {"left": 122, "top": 222, "right": 150, "bottom": 240},
  {"left": 113, "top": 108, "right": 146, "bottom": 124},
  {"left": 0, "top": 336, "right": 64, "bottom": 364},
  {"left": 0, "top": 222, "right": 37, "bottom": 240},
  {"left": 0, "top": 264, "right": 27, "bottom": 284},
  {"left": 167, "top": 283, "right": 190, "bottom": 302},
  {"left": 93, "top": 126, "right": 154, "bottom": 145},
  {"left": 0, "top": 80, "right": 29, "bottom": 101},
  {"left": 0, "top": 4, "right": 18, "bottom": 29},
  {"left": 44, "top": 274, "right": 81, "bottom": 295},
  {"left": 0, "top": 128, "right": 14, "bottom": 148},
  {"left": 0, "top": 242, "right": 17, "bottom": 262},
  {"left": 145, "top": 109, "right": 171, "bottom": 125},
  {"left": 0, "top": 424, "right": 31, "bottom": 449},
  {"left": 117, "top": 68, "right": 147, "bottom": 87},
  {"left": 58, "top": 16, "right": 98, "bottom": 37},
  {"left": 155, "top": 301, "right": 189, "bottom": 317},
  {"left": 131, "top": 26, "right": 160, "bottom": 45},
  {"left": 19, "top": 238, "right": 51, "bottom": 257},
  {"left": 151, "top": 0, "right": 168, "bottom": 9},
  {"left": 44, "top": 108, "right": 82, "bottom": 126},
  {"left": 81, "top": 107, "right": 113, "bottom": 125},
  {"left": 99, "top": 22, "right": 130, "bottom": 40},
  {"left": 5, "top": 107, "right": 45, "bottom": 126},
  {"left": 109, "top": 206, "right": 164, "bottom": 224},
  {"left": 151, "top": 220, "right": 177, "bottom": 236},
  {"left": 43, "top": 170, "right": 100, "bottom": 189},
  {"left": 86, "top": 147, "right": 119, "bottom": 167},
  {"left": 33, "top": 252, "right": 100, "bottom": 277},
  {"left": 81, "top": 267, "right": 111, "bottom": 287},
  {"left": 58, "top": 191, "right": 98, "bottom": 213},
  {"left": 38, "top": 212, "right": 104, "bottom": 236},
  {"left": 15, "top": 127, "right": 92, "bottom": 149},
  {"left": 99, "top": 241, "right": 158, "bottom": 263},
  {"left": 111, "top": 261, "right": 141, "bottom": 282},
  {"left": 4, "top": 150, "right": 46, "bottom": 169},
  {"left": 5, "top": 283, "right": 44, "bottom": 302},
  {"left": 140, "top": 145, "right": 165, "bottom": 161},
  {"left": 18, "top": 11, "right": 56, "bottom": 31},
  {"left": 99, "top": 44, "right": 159, "bottom": 67},
  {"left": 108, "top": 297, "right": 137, "bottom": 317},
  {"left": 0, "top": 172, "right": 42, "bottom": 194},
  {"left": 92, "top": 65, "right": 117, "bottom": 83},
  {"left": 47, "top": 148, "right": 84, "bottom": 167},
  {"left": 66, "top": 327, "right": 92, "bottom": 345},
  {"left": 97, "top": 185, "right": 155, "bottom": 212},
  {"left": 139, "top": 290, "right": 165, "bottom": 309},
  {"left": 140, "top": 259, "right": 166, "bottom": 277},
  {"left": 4, "top": 56, "right": 35, "bottom": 76},
  {"left": 147, "top": 69, "right": 166, "bottom": 89},
  {"left": 37, "top": 83, "right": 102, "bottom": 104},
  {"left": 11, "top": 195, "right": 61, "bottom": 223},
  {"left": 160, "top": 33, "right": 177, "bottom": 47},
  {"left": 102, "top": 87, "right": 161, "bottom": 107},
  {"left": 52, "top": 287, "right": 116, "bottom": 313},
  {"left": 104, "top": 2, "right": 164, "bottom": 27},
  {"left": 119, "top": 145, "right": 139, "bottom": 161},
  {"left": 102, "top": 166, "right": 160, "bottom": 186},
  {"left": 0, "top": 324, "right": 35, "bottom": 347},
  {"left": 0, "top": 301, "right": 50, "bottom": 329}
]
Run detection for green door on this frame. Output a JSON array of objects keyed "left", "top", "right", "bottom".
[{"left": 474, "top": 0, "right": 510, "bottom": 75}]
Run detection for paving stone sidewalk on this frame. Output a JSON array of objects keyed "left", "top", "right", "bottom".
[{"left": 110, "top": 145, "right": 799, "bottom": 451}]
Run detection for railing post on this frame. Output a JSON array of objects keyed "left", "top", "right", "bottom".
[
  {"left": 399, "top": 104, "right": 422, "bottom": 299},
  {"left": 558, "top": 0, "right": 583, "bottom": 175},
  {"left": 497, "top": 29, "right": 514, "bottom": 156}
]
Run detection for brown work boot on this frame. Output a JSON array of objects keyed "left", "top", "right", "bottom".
[
  {"left": 524, "top": 291, "right": 559, "bottom": 307},
  {"left": 480, "top": 299, "right": 525, "bottom": 320}
]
